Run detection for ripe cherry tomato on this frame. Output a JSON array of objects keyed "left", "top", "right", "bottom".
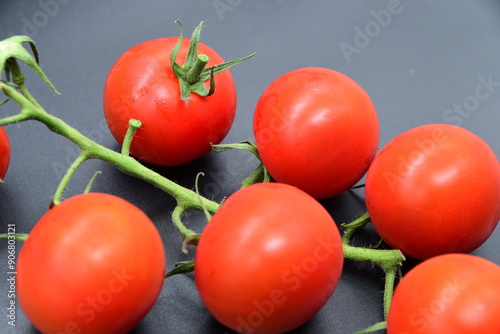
[
  {"left": 16, "top": 193, "right": 166, "bottom": 334},
  {"left": 387, "top": 253, "right": 500, "bottom": 334},
  {"left": 253, "top": 67, "right": 379, "bottom": 199},
  {"left": 103, "top": 28, "right": 237, "bottom": 166},
  {"left": 0, "top": 127, "right": 10, "bottom": 181},
  {"left": 195, "top": 183, "right": 344, "bottom": 334},
  {"left": 365, "top": 124, "right": 500, "bottom": 260}
]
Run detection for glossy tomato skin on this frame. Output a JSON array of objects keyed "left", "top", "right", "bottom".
[
  {"left": 253, "top": 67, "right": 379, "bottom": 199},
  {"left": 195, "top": 183, "right": 344, "bottom": 334},
  {"left": 103, "top": 38, "right": 236, "bottom": 166},
  {"left": 16, "top": 193, "right": 166, "bottom": 334},
  {"left": 365, "top": 124, "right": 500, "bottom": 260},
  {"left": 0, "top": 127, "right": 10, "bottom": 180},
  {"left": 387, "top": 254, "right": 500, "bottom": 334}
]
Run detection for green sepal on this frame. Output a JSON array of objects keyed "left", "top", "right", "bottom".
[
  {"left": 212, "top": 140, "right": 260, "bottom": 159},
  {"left": 212, "top": 140, "right": 273, "bottom": 187},
  {"left": 170, "top": 21, "right": 255, "bottom": 104},
  {"left": 241, "top": 163, "right": 272, "bottom": 188},
  {"left": 83, "top": 171, "right": 102, "bottom": 194},
  {"left": 353, "top": 321, "right": 387, "bottom": 334},
  {"left": 0, "top": 35, "right": 59, "bottom": 94},
  {"left": 165, "top": 260, "right": 195, "bottom": 278}
]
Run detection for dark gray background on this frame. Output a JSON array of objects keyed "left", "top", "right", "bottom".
[{"left": 1, "top": 0, "right": 499, "bottom": 333}]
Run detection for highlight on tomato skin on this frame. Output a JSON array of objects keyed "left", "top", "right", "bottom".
[
  {"left": 194, "top": 182, "right": 344, "bottom": 334},
  {"left": 365, "top": 123, "right": 500, "bottom": 260},
  {"left": 0, "top": 127, "right": 10, "bottom": 181},
  {"left": 16, "top": 193, "right": 167, "bottom": 334},
  {"left": 253, "top": 67, "right": 380, "bottom": 199},
  {"left": 387, "top": 253, "right": 500, "bottom": 334}
]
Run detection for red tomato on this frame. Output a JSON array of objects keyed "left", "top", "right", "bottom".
[
  {"left": 365, "top": 124, "right": 500, "bottom": 260},
  {"left": 103, "top": 36, "right": 236, "bottom": 166},
  {"left": 195, "top": 183, "right": 344, "bottom": 334},
  {"left": 253, "top": 67, "right": 379, "bottom": 199},
  {"left": 16, "top": 193, "right": 166, "bottom": 334},
  {"left": 387, "top": 254, "right": 500, "bottom": 334},
  {"left": 0, "top": 127, "right": 10, "bottom": 181}
]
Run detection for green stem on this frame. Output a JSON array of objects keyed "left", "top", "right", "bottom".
[
  {"left": 52, "top": 152, "right": 89, "bottom": 206},
  {"left": 121, "top": 119, "right": 142, "bottom": 156},
  {"left": 341, "top": 211, "right": 371, "bottom": 244},
  {"left": 343, "top": 244, "right": 404, "bottom": 320},
  {"left": 341, "top": 212, "right": 404, "bottom": 320},
  {"left": 0, "top": 111, "right": 32, "bottom": 126},
  {"left": 383, "top": 267, "right": 397, "bottom": 318},
  {"left": 195, "top": 172, "right": 212, "bottom": 222},
  {"left": 172, "top": 205, "right": 197, "bottom": 240},
  {"left": 342, "top": 244, "right": 404, "bottom": 268},
  {"left": 19, "top": 82, "right": 45, "bottom": 110},
  {"left": 0, "top": 233, "right": 29, "bottom": 241},
  {"left": 185, "top": 54, "right": 209, "bottom": 84}
]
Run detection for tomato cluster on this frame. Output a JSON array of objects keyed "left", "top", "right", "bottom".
[{"left": 4, "top": 21, "right": 499, "bottom": 334}]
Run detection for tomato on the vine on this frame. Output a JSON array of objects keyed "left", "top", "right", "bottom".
[
  {"left": 195, "top": 182, "right": 344, "bottom": 334},
  {"left": 387, "top": 253, "right": 500, "bottom": 333},
  {"left": 103, "top": 22, "right": 248, "bottom": 166},
  {"left": 0, "top": 127, "right": 10, "bottom": 181},
  {"left": 16, "top": 193, "right": 166, "bottom": 334},
  {"left": 365, "top": 124, "right": 500, "bottom": 260},
  {"left": 253, "top": 67, "right": 379, "bottom": 199}
]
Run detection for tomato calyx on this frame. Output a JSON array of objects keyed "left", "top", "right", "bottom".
[
  {"left": 170, "top": 21, "right": 255, "bottom": 103},
  {"left": 212, "top": 140, "right": 273, "bottom": 187},
  {"left": 0, "top": 36, "right": 59, "bottom": 95}
]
